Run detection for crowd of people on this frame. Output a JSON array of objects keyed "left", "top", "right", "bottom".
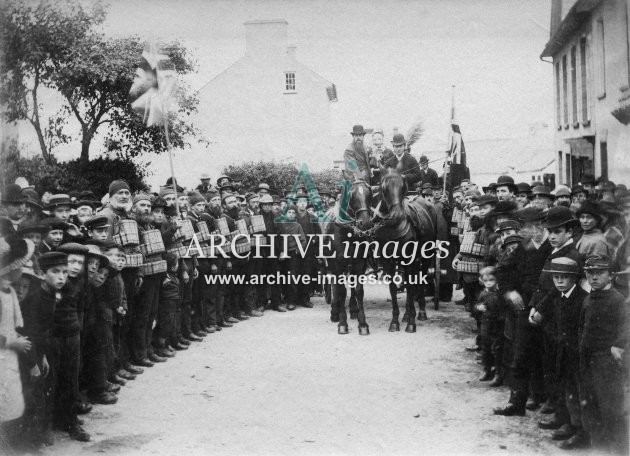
[
  {"left": 0, "top": 173, "right": 331, "bottom": 450},
  {"left": 446, "top": 173, "right": 629, "bottom": 454},
  {"left": 0, "top": 125, "right": 628, "bottom": 454}
]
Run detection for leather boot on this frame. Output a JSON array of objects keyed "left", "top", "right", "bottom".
[
  {"left": 558, "top": 429, "right": 589, "bottom": 449},
  {"left": 106, "top": 382, "right": 121, "bottom": 393},
  {"left": 275, "top": 305, "right": 287, "bottom": 312},
  {"left": 489, "top": 372, "right": 503, "bottom": 387},
  {"left": 478, "top": 369, "right": 493, "bottom": 381},
  {"left": 118, "top": 369, "right": 136, "bottom": 381},
  {"left": 539, "top": 415, "right": 565, "bottom": 430},
  {"left": 551, "top": 423, "right": 576, "bottom": 440},
  {"left": 173, "top": 342, "right": 189, "bottom": 350},
  {"left": 109, "top": 374, "right": 127, "bottom": 386},
  {"left": 124, "top": 363, "right": 144, "bottom": 375},
  {"left": 88, "top": 391, "right": 118, "bottom": 405},
  {"left": 67, "top": 422, "right": 90, "bottom": 442},
  {"left": 149, "top": 353, "right": 167, "bottom": 363}
]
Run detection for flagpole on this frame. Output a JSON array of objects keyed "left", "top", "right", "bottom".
[
  {"left": 443, "top": 85, "right": 455, "bottom": 195},
  {"left": 163, "top": 115, "right": 181, "bottom": 217}
]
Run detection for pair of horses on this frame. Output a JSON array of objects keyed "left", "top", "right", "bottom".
[{"left": 324, "top": 172, "right": 444, "bottom": 335}]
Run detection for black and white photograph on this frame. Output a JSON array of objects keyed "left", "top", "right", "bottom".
[{"left": 1, "top": 0, "right": 629, "bottom": 454}]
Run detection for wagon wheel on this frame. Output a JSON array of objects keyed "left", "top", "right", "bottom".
[{"left": 433, "top": 255, "right": 440, "bottom": 310}]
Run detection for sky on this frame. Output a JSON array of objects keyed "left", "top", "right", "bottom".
[{"left": 13, "top": 0, "right": 555, "bottom": 189}]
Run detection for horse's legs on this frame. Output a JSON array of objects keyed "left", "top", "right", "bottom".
[
  {"left": 389, "top": 280, "right": 400, "bottom": 332},
  {"left": 417, "top": 260, "right": 428, "bottom": 321},
  {"left": 355, "top": 283, "right": 369, "bottom": 335},
  {"left": 405, "top": 271, "right": 418, "bottom": 333},
  {"left": 336, "top": 283, "right": 349, "bottom": 334},
  {"left": 330, "top": 277, "right": 339, "bottom": 322},
  {"left": 349, "top": 287, "right": 358, "bottom": 319}
]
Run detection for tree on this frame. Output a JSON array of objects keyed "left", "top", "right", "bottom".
[
  {"left": 0, "top": 0, "right": 106, "bottom": 164},
  {"left": 0, "top": 0, "right": 203, "bottom": 168},
  {"left": 222, "top": 160, "right": 343, "bottom": 195},
  {"left": 55, "top": 34, "right": 202, "bottom": 167}
]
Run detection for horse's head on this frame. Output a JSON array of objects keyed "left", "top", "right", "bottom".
[
  {"left": 379, "top": 172, "right": 407, "bottom": 223},
  {"left": 349, "top": 180, "right": 372, "bottom": 230}
]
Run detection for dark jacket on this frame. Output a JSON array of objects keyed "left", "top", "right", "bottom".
[
  {"left": 19, "top": 280, "right": 58, "bottom": 366},
  {"left": 579, "top": 287, "right": 629, "bottom": 355},
  {"left": 343, "top": 141, "right": 371, "bottom": 185},
  {"left": 382, "top": 153, "right": 422, "bottom": 189},
  {"left": 419, "top": 167, "right": 439, "bottom": 187}
]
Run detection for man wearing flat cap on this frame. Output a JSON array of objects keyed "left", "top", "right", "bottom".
[
  {"left": 343, "top": 125, "right": 372, "bottom": 185},
  {"left": 382, "top": 133, "right": 422, "bottom": 189}
]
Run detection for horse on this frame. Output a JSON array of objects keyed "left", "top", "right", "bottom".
[
  {"left": 325, "top": 180, "right": 374, "bottom": 335},
  {"left": 373, "top": 172, "right": 441, "bottom": 333}
]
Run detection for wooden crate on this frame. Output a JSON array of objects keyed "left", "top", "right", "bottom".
[
  {"left": 139, "top": 229, "right": 165, "bottom": 257},
  {"left": 140, "top": 259, "right": 167, "bottom": 276},
  {"left": 114, "top": 219, "right": 140, "bottom": 247}
]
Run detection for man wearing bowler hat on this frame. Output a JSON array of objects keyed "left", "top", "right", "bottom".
[
  {"left": 382, "top": 133, "right": 422, "bottom": 189},
  {"left": 343, "top": 125, "right": 372, "bottom": 185},
  {"left": 495, "top": 176, "right": 518, "bottom": 202},
  {"left": 1, "top": 183, "right": 28, "bottom": 232},
  {"left": 418, "top": 155, "right": 439, "bottom": 188}
]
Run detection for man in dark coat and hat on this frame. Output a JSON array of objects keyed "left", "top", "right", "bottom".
[
  {"left": 343, "top": 125, "right": 372, "bottom": 185},
  {"left": 382, "top": 133, "right": 422, "bottom": 189},
  {"left": 1, "top": 184, "right": 28, "bottom": 233},
  {"left": 418, "top": 155, "right": 439, "bottom": 188}
]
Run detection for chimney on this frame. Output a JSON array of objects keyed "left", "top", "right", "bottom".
[
  {"left": 550, "top": 0, "right": 562, "bottom": 37},
  {"left": 244, "top": 19, "right": 289, "bottom": 58},
  {"left": 287, "top": 45, "right": 296, "bottom": 59}
]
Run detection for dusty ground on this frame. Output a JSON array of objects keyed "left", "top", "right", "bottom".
[{"left": 39, "top": 285, "right": 591, "bottom": 456}]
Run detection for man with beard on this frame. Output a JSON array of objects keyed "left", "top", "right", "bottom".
[
  {"left": 222, "top": 193, "right": 259, "bottom": 320},
  {"left": 173, "top": 193, "right": 203, "bottom": 342},
  {"left": 382, "top": 133, "right": 422, "bottom": 189},
  {"left": 1, "top": 184, "right": 27, "bottom": 233},
  {"left": 343, "top": 125, "right": 372, "bottom": 185},
  {"left": 187, "top": 192, "right": 217, "bottom": 336},
  {"left": 72, "top": 199, "right": 98, "bottom": 239},
  {"left": 255, "top": 194, "right": 284, "bottom": 312},
  {"left": 246, "top": 193, "right": 260, "bottom": 216},
  {"left": 204, "top": 189, "right": 232, "bottom": 328},
  {"left": 131, "top": 193, "right": 167, "bottom": 365},
  {"left": 97, "top": 180, "right": 145, "bottom": 375}
]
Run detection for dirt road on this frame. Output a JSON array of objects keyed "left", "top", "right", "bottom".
[{"left": 42, "top": 285, "right": 581, "bottom": 456}]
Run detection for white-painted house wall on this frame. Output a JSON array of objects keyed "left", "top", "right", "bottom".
[{"left": 196, "top": 19, "right": 336, "bottom": 172}]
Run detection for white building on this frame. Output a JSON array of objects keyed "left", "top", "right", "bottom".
[
  {"left": 196, "top": 19, "right": 338, "bottom": 171},
  {"left": 541, "top": 0, "right": 630, "bottom": 186}
]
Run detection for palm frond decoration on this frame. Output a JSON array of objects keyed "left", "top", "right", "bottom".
[{"left": 405, "top": 121, "right": 425, "bottom": 148}]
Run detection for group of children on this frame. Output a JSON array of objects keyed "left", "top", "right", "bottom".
[
  {"left": 449, "top": 175, "right": 629, "bottom": 453},
  {"left": 0, "top": 176, "right": 325, "bottom": 451}
]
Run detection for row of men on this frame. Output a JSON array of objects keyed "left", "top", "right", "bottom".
[
  {"left": 0, "top": 175, "right": 331, "bottom": 449},
  {"left": 444, "top": 173, "right": 629, "bottom": 453}
]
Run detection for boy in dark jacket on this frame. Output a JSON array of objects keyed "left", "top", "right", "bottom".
[
  {"left": 579, "top": 255, "right": 629, "bottom": 454},
  {"left": 156, "top": 253, "right": 182, "bottom": 354},
  {"left": 530, "top": 257, "right": 589, "bottom": 448},
  {"left": 476, "top": 266, "right": 505, "bottom": 386}
]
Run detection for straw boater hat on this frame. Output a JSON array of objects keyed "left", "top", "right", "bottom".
[
  {"left": 542, "top": 257, "right": 581, "bottom": 275},
  {"left": 45, "top": 194, "right": 77, "bottom": 211},
  {"left": 0, "top": 236, "right": 35, "bottom": 276}
]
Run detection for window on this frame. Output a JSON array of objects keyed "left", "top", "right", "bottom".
[
  {"left": 562, "top": 54, "right": 569, "bottom": 127},
  {"left": 570, "top": 46, "right": 578, "bottom": 126},
  {"left": 596, "top": 19, "right": 606, "bottom": 98},
  {"left": 580, "top": 36, "right": 590, "bottom": 123},
  {"left": 555, "top": 62, "right": 562, "bottom": 128},
  {"left": 285, "top": 72, "right": 296, "bottom": 92}
]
